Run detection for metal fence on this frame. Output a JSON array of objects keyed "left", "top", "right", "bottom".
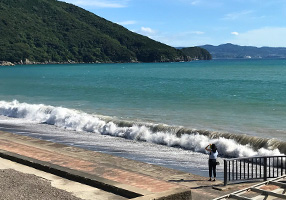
[{"left": 224, "top": 156, "right": 286, "bottom": 185}]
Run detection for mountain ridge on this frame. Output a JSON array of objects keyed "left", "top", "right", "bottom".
[
  {"left": 1, "top": 0, "right": 209, "bottom": 64},
  {"left": 199, "top": 43, "right": 286, "bottom": 59},
  {"left": 180, "top": 47, "right": 212, "bottom": 60}
]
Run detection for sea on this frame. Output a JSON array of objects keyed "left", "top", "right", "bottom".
[{"left": 0, "top": 59, "right": 285, "bottom": 179}]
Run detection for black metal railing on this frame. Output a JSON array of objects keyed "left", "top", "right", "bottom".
[{"left": 224, "top": 156, "right": 286, "bottom": 185}]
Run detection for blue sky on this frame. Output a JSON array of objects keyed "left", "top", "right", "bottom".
[{"left": 61, "top": 0, "right": 286, "bottom": 47}]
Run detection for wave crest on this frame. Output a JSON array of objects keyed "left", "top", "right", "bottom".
[{"left": 0, "top": 100, "right": 285, "bottom": 157}]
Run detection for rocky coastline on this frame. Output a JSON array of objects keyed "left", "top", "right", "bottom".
[
  {"left": 0, "top": 57, "right": 200, "bottom": 66},
  {"left": 0, "top": 59, "right": 88, "bottom": 66},
  {"left": 0, "top": 61, "right": 15, "bottom": 66}
]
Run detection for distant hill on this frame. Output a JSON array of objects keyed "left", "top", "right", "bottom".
[
  {"left": 180, "top": 47, "right": 212, "bottom": 60},
  {"left": 200, "top": 43, "right": 286, "bottom": 59},
  {"left": 0, "top": 0, "right": 193, "bottom": 64}
]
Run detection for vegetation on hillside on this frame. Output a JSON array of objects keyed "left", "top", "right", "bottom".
[
  {"left": 0, "top": 0, "right": 190, "bottom": 63},
  {"left": 180, "top": 47, "right": 212, "bottom": 60}
]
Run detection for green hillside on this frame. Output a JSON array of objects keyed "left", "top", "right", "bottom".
[
  {"left": 0, "top": 0, "right": 188, "bottom": 63},
  {"left": 180, "top": 47, "right": 212, "bottom": 60}
]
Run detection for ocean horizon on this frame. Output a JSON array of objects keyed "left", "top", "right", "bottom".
[{"left": 0, "top": 59, "right": 285, "bottom": 178}]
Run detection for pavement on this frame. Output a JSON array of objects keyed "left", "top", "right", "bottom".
[{"left": 0, "top": 131, "right": 261, "bottom": 200}]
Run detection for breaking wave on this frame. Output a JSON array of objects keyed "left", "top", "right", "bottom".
[{"left": 0, "top": 100, "right": 285, "bottom": 157}]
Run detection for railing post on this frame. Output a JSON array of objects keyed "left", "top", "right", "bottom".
[
  {"left": 282, "top": 157, "right": 284, "bottom": 176},
  {"left": 224, "top": 160, "right": 228, "bottom": 186},
  {"left": 263, "top": 157, "right": 267, "bottom": 181},
  {"left": 223, "top": 156, "right": 285, "bottom": 185}
]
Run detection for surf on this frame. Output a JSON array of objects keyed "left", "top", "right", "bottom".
[{"left": 0, "top": 100, "right": 284, "bottom": 157}]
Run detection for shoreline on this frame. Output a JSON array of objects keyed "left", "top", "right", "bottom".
[
  {"left": 0, "top": 130, "right": 261, "bottom": 199},
  {"left": 2, "top": 58, "right": 285, "bottom": 66},
  {"left": 0, "top": 101, "right": 285, "bottom": 158},
  {"left": 0, "top": 131, "right": 198, "bottom": 199},
  {"left": 0, "top": 59, "right": 106, "bottom": 66},
  {"left": 0, "top": 57, "right": 209, "bottom": 66},
  {"left": 0, "top": 118, "right": 217, "bottom": 178},
  {"left": 0, "top": 99, "right": 285, "bottom": 177}
]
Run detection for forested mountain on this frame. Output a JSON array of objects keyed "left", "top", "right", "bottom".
[
  {"left": 0, "top": 0, "right": 193, "bottom": 64},
  {"left": 180, "top": 47, "right": 212, "bottom": 60},
  {"left": 200, "top": 43, "right": 286, "bottom": 59}
]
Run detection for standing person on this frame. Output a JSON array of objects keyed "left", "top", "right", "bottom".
[{"left": 205, "top": 143, "right": 218, "bottom": 181}]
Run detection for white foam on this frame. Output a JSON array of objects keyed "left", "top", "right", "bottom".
[{"left": 0, "top": 100, "right": 283, "bottom": 158}]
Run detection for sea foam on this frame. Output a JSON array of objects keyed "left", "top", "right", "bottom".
[{"left": 0, "top": 100, "right": 284, "bottom": 157}]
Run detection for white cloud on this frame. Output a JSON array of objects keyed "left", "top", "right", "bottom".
[
  {"left": 117, "top": 20, "right": 137, "bottom": 25},
  {"left": 191, "top": 0, "right": 201, "bottom": 5},
  {"left": 190, "top": 31, "right": 205, "bottom": 35},
  {"left": 154, "top": 34, "right": 212, "bottom": 47},
  {"left": 60, "top": 0, "right": 129, "bottom": 8},
  {"left": 135, "top": 28, "right": 206, "bottom": 46},
  {"left": 223, "top": 10, "right": 253, "bottom": 20},
  {"left": 230, "top": 27, "right": 286, "bottom": 47},
  {"left": 179, "top": 0, "right": 223, "bottom": 8},
  {"left": 136, "top": 30, "right": 209, "bottom": 47},
  {"left": 231, "top": 32, "right": 239, "bottom": 36},
  {"left": 140, "top": 27, "right": 156, "bottom": 34},
  {"left": 166, "top": 31, "right": 205, "bottom": 37}
]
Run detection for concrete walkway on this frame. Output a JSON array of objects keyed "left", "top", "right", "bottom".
[
  {"left": 0, "top": 157, "right": 125, "bottom": 200},
  {"left": 0, "top": 131, "right": 259, "bottom": 200}
]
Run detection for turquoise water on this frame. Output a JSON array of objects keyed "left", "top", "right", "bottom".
[
  {"left": 1, "top": 59, "right": 285, "bottom": 176},
  {"left": 0, "top": 59, "right": 286, "bottom": 142}
]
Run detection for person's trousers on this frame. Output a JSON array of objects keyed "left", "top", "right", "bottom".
[{"left": 208, "top": 159, "right": 216, "bottom": 178}]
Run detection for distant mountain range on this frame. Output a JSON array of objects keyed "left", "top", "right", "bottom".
[{"left": 199, "top": 43, "right": 286, "bottom": 59}]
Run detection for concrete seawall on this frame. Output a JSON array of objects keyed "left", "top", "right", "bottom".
[{"left": 0, "top": 131, "right": 258, "bottom": 199}]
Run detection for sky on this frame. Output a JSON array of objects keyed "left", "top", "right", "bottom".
[{"left": 60, "top": 0, "right": 286, "bottom": 48}]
